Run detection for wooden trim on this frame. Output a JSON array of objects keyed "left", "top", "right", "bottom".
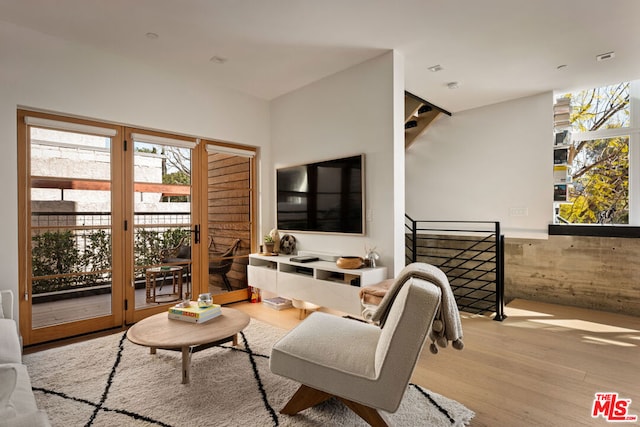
[
  {"left": 19, "top": 110, "right": 123, "bottom": 344},
  {"left": 212, "top": 288, "right": 249, "bottom": 305},
  {"left": 31, "top": 177, "right": 190, "bottom": 196},
  {"left": 110, "top": 125, "right": 125, "bottom": 329},
  {"left": 405, "top": 90, "right": 452, "bottom": 116},
  {"left": 17, "top": 110, "right": 31, "bottom": 343},
  {"left": 250, "top": 153, "right": 257, "bottom": 254},
  {"left": 18, "top": 110, "right": 257, "bottom": 342},
  {"left": 123, "top": 126, "right": 135, "bottom": 325}
]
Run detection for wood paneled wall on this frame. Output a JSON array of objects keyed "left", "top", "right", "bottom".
[
  {"left": 207, "top": 153, "right": 252, "bottom": 290},
  {"left": 505, "top": 235, "right": 640, "bottom": 316}
]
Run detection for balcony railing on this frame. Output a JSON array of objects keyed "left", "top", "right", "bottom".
[{"left": 31, "top": 211, "right": 190, "bottom": 300}]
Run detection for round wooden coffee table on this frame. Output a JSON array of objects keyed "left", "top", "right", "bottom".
[{"left": 127, "top": 307, "right": 250, "bottom": 384}]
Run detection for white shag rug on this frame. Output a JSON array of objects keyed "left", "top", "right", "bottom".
[{"left": 23, "top": 319, "right": 474, "bottom": 426}]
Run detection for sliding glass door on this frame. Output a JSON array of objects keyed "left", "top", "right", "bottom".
[
  {"left": 127, "top": 130, "right": 201, "bottom": 323},
  {"left": 19, "top": 111, "right": 124, "bottom": 345},
  {"left": 18, "top": 111, "right": 257, "bottom": 345},
  {"left": 205, "top": 144, "right": 256, "bottom": 305}
]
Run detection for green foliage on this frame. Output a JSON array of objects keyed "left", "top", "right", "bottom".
[
  {"left": 82, "top": 230, "right": 112, "bottom": 273},
  {"left": 134, "top": 229, "right": 163, "bottom": 268},
  {"left": 133, "top": 227, "right": 190, "bottom": 278},
  {"left": 32, "top": 231, "right": 81, "bottom": 293},
  {"left": 32, "top": 227, "right": 190, "bottom": 294},
  {"left": 162, "top": 227, "right": 190, "bottom": 248},
  {"left": 163, "top": 171, "right": 190, "bottom": 185},
  {"left": 162, "top": 171, "right": 191, "bottom": 202},
  {"left": 136, "top": 146, "right": 157, "bottom": 154}
]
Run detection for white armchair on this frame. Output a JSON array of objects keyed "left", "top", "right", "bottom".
[
  {"left": 1, "top": 290, "right": 14, "bottom": 321},
  {"left": 270, "top": 263, "right": 462, "bottom": 426}
]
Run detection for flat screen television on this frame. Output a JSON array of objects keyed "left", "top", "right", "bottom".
[{"left": 276, "top": 154, "right": 364, "bottom": 234}]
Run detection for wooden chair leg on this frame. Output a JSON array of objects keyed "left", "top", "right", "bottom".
[
  {"left": 280, "top": 384, "right": 333, "bottom": 415},
  {"left": 222, "top": 273, "right": 233, "bottom": 291},
  {"left": 338, "top": 397, "right": 390, "bottom": 427}
]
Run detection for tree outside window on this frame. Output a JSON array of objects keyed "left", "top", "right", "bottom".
[{"left": 557, "top": 82, "right": 631, "bottom": 224}]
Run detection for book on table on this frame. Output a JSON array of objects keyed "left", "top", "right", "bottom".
[{"left": 168, "top": 302, "right": 222, "bottom": 323}]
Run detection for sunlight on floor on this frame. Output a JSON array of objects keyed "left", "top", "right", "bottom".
[
  {"left": 493, "top": 303, "right": 640, "bottom": 348},
  {"left": 529, "top": 319, "right": 639, "bottom": 333},
  {"left": 582, "top": 335, "right": 637, "bottom": 347},
  {"left": 503, "top": 307, "right": 554, "bottom": 318}
]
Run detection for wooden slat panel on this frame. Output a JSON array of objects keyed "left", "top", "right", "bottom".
[
  {"left": 208, "top": 162, "right": 249, "bottom": 178},
  {"left": 206, "top": 150, "right": 252, "bottom": 293},
  {"left": 31, "top": 176, "right": 191, "bottom": 196}
]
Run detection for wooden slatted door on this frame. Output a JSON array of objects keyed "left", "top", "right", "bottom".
[{"left": 204, "top": 143, "right": 256, "bottom": 305}]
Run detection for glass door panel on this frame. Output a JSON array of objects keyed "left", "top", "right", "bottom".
[
  {"left": 29, "top": 126, "right": 116, "bottom": 331},
  {"left": 206, "top": 148, "right": 254, "bottom": 303},
  {"left": 132, "top": 135, "right": 195, "bottom": 313}
]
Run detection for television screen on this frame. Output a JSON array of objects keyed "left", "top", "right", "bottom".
[{"left": 277, "top": 155, "right": 364, "bottom": 234}]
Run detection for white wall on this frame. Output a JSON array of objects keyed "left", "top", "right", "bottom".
[
  {"left": 0, "top": 21, "right": 270, "bottom": 302},
  {"left": 270, "top": 51, "right": 404, "bottom": 275},
  {"left": 406, "top": 92, "right": 553, "bottom": 238}
]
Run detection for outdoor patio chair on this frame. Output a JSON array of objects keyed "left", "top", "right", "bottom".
[
  {"left": 159, "top": 237, "right": 192, "bottom": 295},
  {"left": 208, "top": 239, "right": 241, "bottom": 292}
]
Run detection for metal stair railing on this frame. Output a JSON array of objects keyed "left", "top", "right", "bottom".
[{"left": 405, "top": 214, "right": 506, "bottom": 321}]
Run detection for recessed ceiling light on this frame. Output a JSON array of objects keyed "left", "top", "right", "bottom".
[
  {"left": 210, "top": 56, "right": 228, "bottom": 64},
  {"left": 447, "top": 82, "right": 459, "bottom": 89},
  {"left": 428, "top": 64, "right": 443, "bottom": 72},
  {"left": 596, "top": 51, "right": 615, "bottom": 62},
  {"left": 145, "top": 32, "right": 159, "bottom": 40}
]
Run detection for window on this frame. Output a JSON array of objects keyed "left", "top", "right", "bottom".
[{"left": 554, "top": 81, "right": 639, "bottom": 226}]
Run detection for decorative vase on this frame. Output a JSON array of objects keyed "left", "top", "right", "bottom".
[
  {"left": 269, "top": 229, "right": 281, "bottom": 253},
  {"left": 197, "top": 293, "right": 213, "bottom": 307},
  {"left": 336, "top": 256, "right": 364, "bottom": 269}
]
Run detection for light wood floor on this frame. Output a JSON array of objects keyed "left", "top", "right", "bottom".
[
  {"left": 24, "top": 298, "right": 639, "bottom": 426},
  {"left": 231, "top": 299, "right": 640, "bottom": 427}
]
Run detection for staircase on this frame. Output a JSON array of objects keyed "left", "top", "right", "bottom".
[{"left": 404, "top": 91, "right": 451, "bottom": 148}]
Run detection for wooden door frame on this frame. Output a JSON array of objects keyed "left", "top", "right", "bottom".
[
  {"left": 123, "top": 128, "right": 204, "bottom": 324},
  {"left": 17, "top": 110, "right": 258, "bottom": 344},
  {"left": 17, "top": 110, "right": 124, "bottom": 345},
  {"left": 201, "top": 141, "right": 258, "bottom": 305}
]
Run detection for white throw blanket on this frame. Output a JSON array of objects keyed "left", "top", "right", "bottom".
[{"left": 370, "top": 263, "right": 464, "bottom": 354}]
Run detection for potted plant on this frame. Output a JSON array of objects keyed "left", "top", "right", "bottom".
[{"left": 263, "top": 235, "right": 275, "bottom": 254}]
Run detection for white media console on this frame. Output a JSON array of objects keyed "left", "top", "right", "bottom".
[{"left": 248, "top": 253, "right": 388, "bottom": 316}]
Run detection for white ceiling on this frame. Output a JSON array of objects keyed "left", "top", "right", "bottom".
[{"left": 2, "top": 0, "right": 640, "bottom": 113}]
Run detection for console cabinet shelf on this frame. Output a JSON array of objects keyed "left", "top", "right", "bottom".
[{"left": 248, "top": 254, "right": 388, "bottom": 315}]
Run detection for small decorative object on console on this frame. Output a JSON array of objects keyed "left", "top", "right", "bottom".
[
  {"left": 290, "top": 255, "right": 318, "bottom": 263},
  {"left": 279, "top": 234, "right": 296, "bottom": 254},
  {"left": 269, "top": 228, "right": 281, "bottom": 253},
  {"left": 263, "top": 235, "right": 275, "bottom": 254},
  {"left": 365, "top": 246, "right": 380, "bottom": 268},
  {"left": 197, "top": 293, "right": 213, "bottom": 307},
  {"left": 336, "top": 256, "right": 364, "bottom": 269}
]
